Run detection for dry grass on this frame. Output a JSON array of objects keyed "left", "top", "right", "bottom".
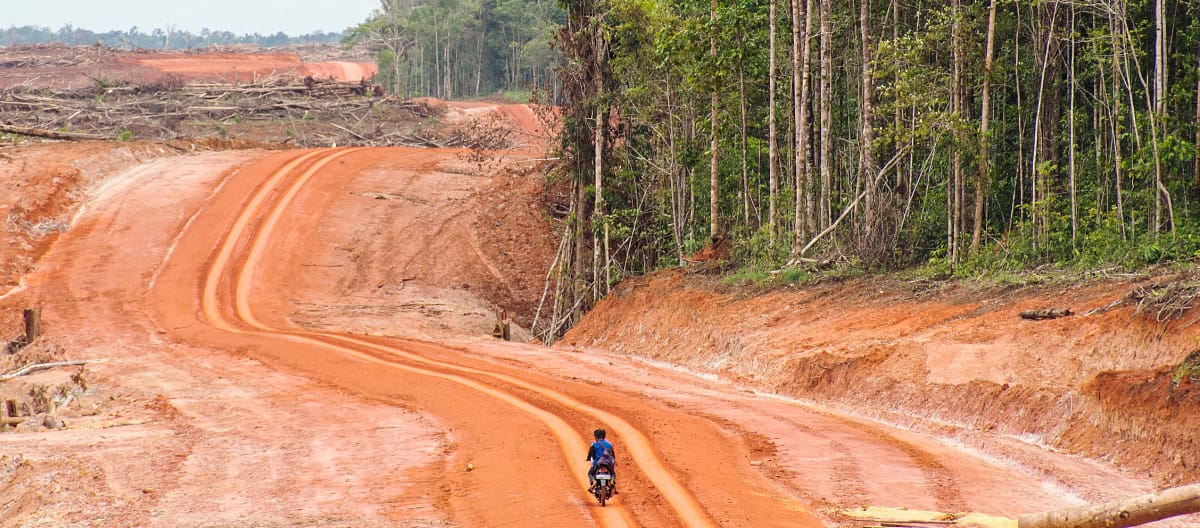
[{"left": 1128, "top": 278, "right": 1200, "bottom": 322}]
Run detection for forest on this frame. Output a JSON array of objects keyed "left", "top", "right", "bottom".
[
  {"left": 524, "top": 0, "right": 1200, "bottom": 339},
  {"left": 0, "top": 25, "right": 343, "bottom": 49},
  {"left": 346, "top": 0, "right": 564, "bottom": 99},
  {"left": 346, "top": 0, "right": 1200, "bottom": 340}
]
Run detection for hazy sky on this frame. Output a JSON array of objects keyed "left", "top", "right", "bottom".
[{"left": 2, "top": 0, "right": 383, "bottom": 35}]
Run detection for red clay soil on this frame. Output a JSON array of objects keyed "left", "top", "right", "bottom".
[
  {"left": 0, "top": 47, "right": 376, "bottom": 89},
  {"left": 1, "top": 100, "right": 1197, "bottom": 528},
  {"left": 562, "top": 270, "right": 1200, "bottom": 490},
  {"left": 129, "top": 52, "right": 377, "bottom": 83}
]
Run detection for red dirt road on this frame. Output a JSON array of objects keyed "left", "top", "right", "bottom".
[{"left": 0, "top": 103, "right": 1187, "bottom": 527}]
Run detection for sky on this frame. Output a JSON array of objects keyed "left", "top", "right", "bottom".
[{"left": 2, "top": 0, "right": 383, "bottom": 36}]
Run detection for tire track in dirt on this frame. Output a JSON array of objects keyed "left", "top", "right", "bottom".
[
  {"left": 197, "top": 146, "right": 719, "bottom": 528},
  {"left": 495, "top": 348, "right": 972, "bottom": 516}
]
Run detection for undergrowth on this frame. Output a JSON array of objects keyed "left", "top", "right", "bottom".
[
  {"left": 718, "top": 214, "right": 1200, "bottom": 293},
  {"left": 1172, "top": 351, "right": 1200, "bottom": 386}
]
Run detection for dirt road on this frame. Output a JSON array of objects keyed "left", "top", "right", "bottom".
[{"left": 0, "top": 102, "right": 1185, "bottom": 527}]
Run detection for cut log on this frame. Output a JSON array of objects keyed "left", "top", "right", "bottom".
[
  {"left": 1019, "top": 308, "right": 1073, "bottom": 320},
  {"left": 1018, "top": 484, "right": 1200, "bottom": 528},
  {"left": 0, "top": 124, "right": 106, "bottom": 141}
]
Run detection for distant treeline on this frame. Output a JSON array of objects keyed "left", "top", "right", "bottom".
[
  {"left": 346, "top": 0, "right": 562, "bottom": 100},
  {"left": 0, "top": 25, "right": 345, "bottom": 49}
]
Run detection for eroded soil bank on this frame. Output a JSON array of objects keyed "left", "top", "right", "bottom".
[{"left": 561, "top": 269, "right": 1200, "bottom": 486}]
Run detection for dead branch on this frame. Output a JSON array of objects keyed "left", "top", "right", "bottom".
[
  {"left": 0, "top": 124, "right": 106, "bottom": 141},
  {"left": 1, "top": 359, "right": 104, "bottom": 380},
  {"left": 794, "top": 146, "right": 910, "bottom": 259}
]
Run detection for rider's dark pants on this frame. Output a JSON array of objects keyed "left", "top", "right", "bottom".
[{"left": 588, "top": 464, "right": 616, "bottom": 487}]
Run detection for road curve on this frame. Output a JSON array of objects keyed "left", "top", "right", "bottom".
[
  {"left": 182, "top": 146, "right": 787, "bottom": 527},
  {"left": 198, "top": 146, "right": 643, "bottom": 527},
  {"left": 11, "top": 102, "right": 1172, "bottom": 527}
]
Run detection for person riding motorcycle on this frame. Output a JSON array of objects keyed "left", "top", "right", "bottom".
[{"left": 586, "top": 428, "right": 617, "bottom": 493}]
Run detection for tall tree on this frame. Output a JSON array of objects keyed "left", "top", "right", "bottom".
[
  {"left": 859, "top": 0, "right": 880, "bottom": 247},
  {"left": 972, "top": 0, "right": 998, "bottom": 253},
  {"left": 710, "top": 0, "right": 722, "bottom": 241},
  {"left": 790, "top": 0, "right": 806, "bottom": 253},
  {"left": 769, "top": 0, "right": 781, "bottom": 244},
  {"left": 794, "top": 0, "right": 814, "bottom": 256},
  {"left": 819, "top": 0, "right": 833, "bottom": 230}
]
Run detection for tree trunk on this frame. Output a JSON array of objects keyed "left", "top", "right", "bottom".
[
  {"left": 433, "top": 13, "right": 442, "bottom": 100},
  {"left": 769, "top": 0, "right": 780, "bottom": 244},
  {"left": 594, "top": 104, "right": 606, "bottom": 299},
  {"left": 950, "top": 0, "right": 963, "bottom": 262},
  {"left": 1195, "top": 42, "right": 1200, "bottom": 198},
  {"left": 1010, "top": 0, "right": 1025, "bottom": 232},
  {"left": 1152, "top": 0, "right": 1173, "bottom": 236},
  {"left": 819, "top": 0, "right": 832, "bottom": 229},
  {"left": 710, "top": 0, "right": 721, "bottom": 241},
  {"left": 1111, "top": 20, "right": 1127, "bottom": 240},
  {"left": 1018, "top": 484, "right": 1200, "bottom": 528},
  {"left": 475, "top": 25, "right": 483, "bottom": 97},
  {"left": 1068, "top": 5, "right": 1078, "bottom": 248},
  {"left": 791, "top": 0, "right": 806, "bottom": 251},
  {"left": 859, "top": 0, "right": 879, "bottom": 239},
  {"left": 795, "top": 0, "right": 813, "bottom": 254},
  {"left": 1030, "top": 0, "right": 1062, "bottom": 249},
  {"left": 972, "top": 0, "right": 997, "bottom": 254},
  {"left": 739, "top": 62, "right": 750, "bottom": 229}
]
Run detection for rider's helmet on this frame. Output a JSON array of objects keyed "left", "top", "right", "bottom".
[{"left": 594, "top": 428, "right": 606, "bottom": 439}]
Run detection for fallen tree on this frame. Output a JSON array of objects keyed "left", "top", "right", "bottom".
[{"left": 1018, "top": 484, "right": 1200, "bottom": 528}]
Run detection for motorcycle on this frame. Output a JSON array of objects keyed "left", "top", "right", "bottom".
[{"left": 592, "top": 466, "right": 615, "bottom": 506}]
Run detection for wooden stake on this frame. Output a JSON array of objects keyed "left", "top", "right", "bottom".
[
  {"left": 493, "top": 309, "right": 512, "bottom": 341},
  {"left": 1018, "top": 484, "right": 1200, "bottom": 528},
  {"left": 0, "top": 400, "right": 22, "bottom": 429},
  {"left": 23, "top": 307, "right": 41, "bottom": 344}
]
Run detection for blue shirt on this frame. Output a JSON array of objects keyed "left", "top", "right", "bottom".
[{"left": 587, "top": 439, "right": 614, "bottom": 468}]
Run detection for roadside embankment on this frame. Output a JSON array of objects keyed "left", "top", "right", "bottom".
[{"left": 561, "top": 269, "right": 1200, "bottom": 486}]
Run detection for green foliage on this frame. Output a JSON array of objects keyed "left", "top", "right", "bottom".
[
  {"left": 117, "top": 130, "right": 133, "bottom": 142},
  {"left": 730, "top": 224, "right": 790, "bottom": 270},
  {"left": 722, "top": 268, "right": 771, "bottom": 286},
  {"left": 1171, "top": 351, "right": 1200, "bottom": 386},
  {"left": 556, "top": 0, "right": 1200, "bottom": 297},
  {"left": 500, "top": 90, "right": 533, "bottom": 103}
]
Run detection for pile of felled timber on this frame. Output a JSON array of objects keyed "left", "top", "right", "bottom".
[{"left": 0, "top": 74, "right": 460, "bottom": 148}]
